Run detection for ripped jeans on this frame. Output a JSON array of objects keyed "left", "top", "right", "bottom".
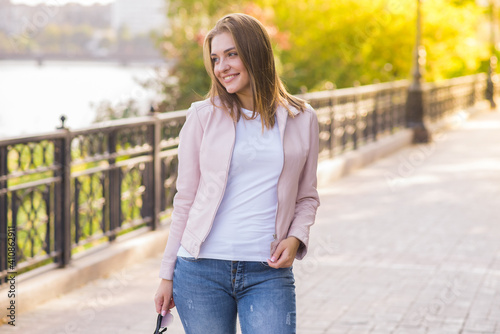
[{"left": 173, "top": 257, "right": 296, "bottom": 334}]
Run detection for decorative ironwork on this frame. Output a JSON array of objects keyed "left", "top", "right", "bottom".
[
  {"left": 11, "top": 185, "right": 53, "bottom": 265},
  {"left": 160, "top": 154, "right": 178, "bottom": 215},
  {"left": 161, "top": 119, "right": 184, "bottom": 148},
  {"left": 71, "top": 132, "right": 108, "bottom": 163},
  {"left": 117, "top": 125, "right": 149, "bottom": 152},
  {"left": 120, "top": 163, "right": 147, "bottom": 226},
  {"left": 303, "top": 80, "right": 409, "bottom": 158},
  {"left": 73, "top": 172, "right": 106, "bottom": 246}
]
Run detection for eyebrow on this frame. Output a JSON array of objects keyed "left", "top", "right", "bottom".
[{"left": 211, "top": 47, "right": 236, "bottom": 57}]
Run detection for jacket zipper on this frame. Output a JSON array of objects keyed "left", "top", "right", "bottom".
[
  {"left": 274, "top": 114, "right": 287, "bottom": 242},
  {"left": 201, "top": 120, "right": 236, "bottom": 243}
]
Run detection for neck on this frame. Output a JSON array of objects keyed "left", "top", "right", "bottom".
[{"left": 237, "top": 93, "right": 254, "bottom": 111}]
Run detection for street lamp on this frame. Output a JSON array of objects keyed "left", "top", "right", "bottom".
[
  {"left": 405, "top": 0, "right": 430, "bottom": 143},
  {"left": 487, "top": 0, "right": 497, "bottom": 109},
  {"left": 477, "top": 0, "right": 498, "bottom": 109}
]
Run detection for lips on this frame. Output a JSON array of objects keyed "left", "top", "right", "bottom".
[{"left": 223, "top": 74, "right": 239, "bottom": 82}]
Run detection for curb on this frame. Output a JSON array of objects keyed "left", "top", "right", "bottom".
[
  {"left": 0, "top": 226, "right": 169, "bottom": 319},
  {"left": 317, "top": 129, "right": 414, "bottom": 187}
]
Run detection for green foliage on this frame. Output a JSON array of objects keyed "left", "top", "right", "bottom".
[
  {"left": 422, "top": 0, "right": 489, "bottom": 81},
  {"left": 152, "top": 0, "right": 493, "bottom": 109},
  {"left": 93, "top": 99, "right": 142, "bottom": 123}
]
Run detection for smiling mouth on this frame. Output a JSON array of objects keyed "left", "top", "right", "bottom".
[{"left": 223, "top": 74, "right": 239, "bottom": 82}]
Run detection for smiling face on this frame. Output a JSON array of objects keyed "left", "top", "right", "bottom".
[{"left": 210, "top": 32, "right": 252, "bottom": 109}]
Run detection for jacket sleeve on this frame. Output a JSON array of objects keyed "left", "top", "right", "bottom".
[
  {"left": 159, "top": 104, "right": 203, "bottom": 280},
  {"left": 287, "top": 107, "right": 320, "bottom": 259}
]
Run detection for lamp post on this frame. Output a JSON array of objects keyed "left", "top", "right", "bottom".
[
  {"left": 405, "top": 0, "right": 430, "bottom": 143},
  {"left": 486, "top": 0, "right": 497, "bottom": 109}
]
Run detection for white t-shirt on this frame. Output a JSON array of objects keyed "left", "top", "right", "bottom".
[{"left": 177, "top": 108, "right": 283, "bottom": 261}]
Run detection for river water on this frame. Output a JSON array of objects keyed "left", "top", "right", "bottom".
[{"left": 0, "top": 60, "right": 163, "bottom": 139}]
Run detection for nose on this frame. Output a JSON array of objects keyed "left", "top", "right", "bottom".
[{"left": 217, "top": 58, "right": 230, "bottom": 73}]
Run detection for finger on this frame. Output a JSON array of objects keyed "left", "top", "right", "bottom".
[
  {"left": 161, "top": 303, "right": 168, "bottom": 316},
  {"left": 154, "top": 295, "right": 163, "bottom": 314},
  {"left": 274, "top": 249, "right": 293, "bottom": 268},
  {"left": 268, "top": 250, "right": 290, "bottom": 268},
  {"left": 163, "top": 293, "right": 175, "bottom": 315},
  {"left": 270, "top": 242, "right": 286, "bottom": 264},
  {"left": 267, "top": 258, "right": 280, "bottom": 268},
  {"left": 267, "top": 255, "right": 292, "bottom": 268}
]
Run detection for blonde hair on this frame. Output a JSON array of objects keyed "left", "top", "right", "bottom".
[{"left": 203, "top": 13, "right": 306, "bottom": 129}]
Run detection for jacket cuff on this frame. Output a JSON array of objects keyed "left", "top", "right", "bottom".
[
  {"left": 159, "top": 258, "right": 175, "bottom": 280},
  {"left": 287, "top": 221, "right": 311, "bottom": 260}
]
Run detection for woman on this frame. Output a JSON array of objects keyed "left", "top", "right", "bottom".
[{"left": 154, "top": 13, "right": 320, "bottom": 334}]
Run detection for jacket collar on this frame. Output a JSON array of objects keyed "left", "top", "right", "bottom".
[{"left": 276, "top": 104, "right": 299, "bottom": 146}]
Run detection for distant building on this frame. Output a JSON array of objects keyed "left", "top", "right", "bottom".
[
  {"left": 0, "top": 0, "right": 21, "bottom": 35},
  {"left": 111, "top": 0, "right": 167, "bottom": 36},
  {"left": 0, "top": 1, "right": 111, "bottom": 36},
  {"left": 0, "top": 0, "right": 9, "bottom": 32},
  {"left": 0, "top": 0, "right": 165, "bottom": 59}
]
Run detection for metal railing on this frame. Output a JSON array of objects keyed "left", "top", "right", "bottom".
[
  {"left": 0, "top": 73, "right": 490, "bottom": 284},
  {"left": 423, "top": 73, "right": 487, "bottom": 122}
]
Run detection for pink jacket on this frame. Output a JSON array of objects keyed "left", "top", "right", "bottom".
[{"left": 159, "top": 98, "right": 320, "bottom": 280}]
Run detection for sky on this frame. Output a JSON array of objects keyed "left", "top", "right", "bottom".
[{"left": 10, "top": 0, "right": 115, "bottom": 5}]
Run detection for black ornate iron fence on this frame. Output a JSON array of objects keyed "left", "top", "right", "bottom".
[
  {"left": 0, "top": 73, "right": 491, "bottom": 284},
  {"left": 0, "top": 111, "right": 185, "bottom": 283},
  {"left": 423, "top": 73, "right": 487, "bottom": 122},
  {"left": 301, "top": 80, "right": 409, "bottom": 159}
]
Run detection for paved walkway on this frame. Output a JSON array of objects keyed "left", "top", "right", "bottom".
[{"left": 1, "top": 110, "right": 500, "bottom": 333}]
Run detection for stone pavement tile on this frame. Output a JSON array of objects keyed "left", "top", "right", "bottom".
[
  {"left": 369, "top": 322, "right": 398, "bottom": 333},
  {"left": 392, "top": 327, "right": 427, "bottom": 334},
  {"left": 1, "top": 257, "right": 186, "bottom": 334},
  {"left": 463, "top": 317, "right": 497, "bottom": 333},
  {"left": 346, "top": 326, "right": 374, "bottom": 334}
]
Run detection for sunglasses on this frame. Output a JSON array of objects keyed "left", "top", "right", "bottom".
[{"left": 153, "top": 312, "right": 173, "bottom": 334}]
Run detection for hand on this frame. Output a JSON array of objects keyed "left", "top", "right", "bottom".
[
  {"left": 154, "top": 279, "right": 175, "bottom": 316},
  {"left": 267, "top": 236, "right": 301, "bottom": 269}
]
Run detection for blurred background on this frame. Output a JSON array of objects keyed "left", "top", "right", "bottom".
[{"left": 0, "top": 0, "right": 497, "bottom": 137}]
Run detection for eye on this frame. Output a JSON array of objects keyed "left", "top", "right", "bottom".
[
  {"left": 228, "top": 52, "right": 237, "bottom": 57},
  {"left": 211, "top": 57, "right": 219, "bottom": 63}
]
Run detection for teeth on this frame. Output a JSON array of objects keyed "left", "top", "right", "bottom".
[{"left": 224, "top": 75, "right": 237, "bottom": 82}]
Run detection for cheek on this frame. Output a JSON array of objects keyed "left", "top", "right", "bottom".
[{"left": 213, "top": 63, "right": 221, "bottom": 76}]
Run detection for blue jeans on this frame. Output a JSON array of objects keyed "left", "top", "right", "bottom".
[{"left": 173, "top": 257, "right": 296, "bottom": 334}]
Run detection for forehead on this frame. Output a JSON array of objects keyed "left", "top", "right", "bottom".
[{"left": 211, "top": 32, "right": 235, "bottom": 54}]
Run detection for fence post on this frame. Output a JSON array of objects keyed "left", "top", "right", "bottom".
[
  {"left": 328, "top": 91, "right": 336, "bottom": 159},
  {"left": 470, "top": 75, "right": 477, "bottom": 107},
  {"left": 54, "top": 117, "right": 72, "bottom": 266},
  {"left": 0, "top": 146, "right": 8, "bottom": 281},
  {"left": 372, "top": 91, "right": 379, "bottom": 140},
  {"left": 352, "top": 82, "right": 360, "bottom": 150},
  {"left": 151, "top": 115, "right": 161, "bottom": 230},
  {"left": 108, "top": 130, "right": 119, "bottom": 241},
  {"left": 486, "top": 56, "right": 497, "bottom": 109}
]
